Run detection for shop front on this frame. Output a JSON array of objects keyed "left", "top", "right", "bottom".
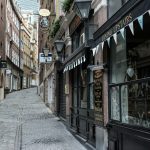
[{"left": 94, "top": 0, "right": 150, "bottom": 149}]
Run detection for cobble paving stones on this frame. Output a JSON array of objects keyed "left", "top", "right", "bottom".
[{"left": 0, "top": 88, "right": 87, "bottom": 150}]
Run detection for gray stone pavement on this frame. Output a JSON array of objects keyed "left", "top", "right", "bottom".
[{"left": 0, "top": 88, "right": 87, "bottom": 150}]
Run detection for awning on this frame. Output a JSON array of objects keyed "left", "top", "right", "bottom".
[
  {"left": 93, "top": 0, "right": 150, "bottom": 50},
  {"left": 63, "top": 55, "right": 86, "bottom": 73}
]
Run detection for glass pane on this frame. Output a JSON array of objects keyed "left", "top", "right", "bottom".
[
  {"left": 80, "top": 69, "right": 87, "bottom": 108},
  {"left": 109, "top": 0, "right": 122, "bottom": 18},
  {"left": 72, "top": 68, "right": 78, "bottom": 107},
  {"left": 110, "top": 33, "right": 127, "bottom": 84},
  {"left": 73, "top": 88, "right": 77, "bottom": 107},
  {"left": 89, "top": 70, "right": 94, "bottom": 109},
  {"left": 121, "top": 85, "right": 129, "bottom": 123},
  {"left": 89, "top": 84, "right": 94, "bottom": 109},
  {"left": 121, "top": 82, "right": 150, "bottom": 128},
  {"left": 110, "top": 86, "right": 120, "bottom": 121}
]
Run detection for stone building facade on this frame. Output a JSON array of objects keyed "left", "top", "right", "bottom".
[
  {"left": 5, "top": 0, "right": 23, "bottom": 92},
  {"left": 0, "top": 0, "right": 6, "bottom": 100}
]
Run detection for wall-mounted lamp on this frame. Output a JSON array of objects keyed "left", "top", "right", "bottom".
[
  {"left": 54, "top": 40, "right": 65, "bottom": 54},
  {"left": 42, "top": 48, "right": 49, "bottom": 57},
  {"left": 73, "top": 0, "right": 92, "bottom": 20}
]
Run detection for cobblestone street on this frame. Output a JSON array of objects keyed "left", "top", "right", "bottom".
[{"left": 0, "top": 88, "right": 87, "bottom": 150}]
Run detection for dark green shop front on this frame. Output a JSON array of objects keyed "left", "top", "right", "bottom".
[{"left": 94, "top": 0, "right": 150, "bottom": 149}]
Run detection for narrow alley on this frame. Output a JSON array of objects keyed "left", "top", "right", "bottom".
[{"left": 0, "top": 88, "right": 87, "bottom": 150}]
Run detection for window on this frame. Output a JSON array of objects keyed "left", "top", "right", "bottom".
[
  {"left": 1, "top": 3, "right": 3, "bottom": 20},
  {"left": 72, "top": 64, "right": 88, "bottom": 109},
  {"left": 72, "top": 25, "right": 84, "bottom": 52},
  {"left": 89, "top": 70, "right": 94, "bottom": 109},
  {"left": 80, "top": 68, "right": 87, "bottom": 108},
  {"left": 108, "top": 0, "right": 122, "bottom": 18},
  {"left": 108, "top": 0, "right": 130, "bottom": 18},
  {"left": 109, "top": 18, "right": 150, "bottom": 128},
  {"left": 72, "top": 32, "right": 80, "bottom": 52},
  {"left": 72, "top": 68, "right": 78, "bottom": 107}
]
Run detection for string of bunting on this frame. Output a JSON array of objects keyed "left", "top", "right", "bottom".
[
  {"left": 63, "top": 55, "right": 86, "bottom": 73},
  {"left": 92, "top": 9, "right": 150, "bottom": 56}
]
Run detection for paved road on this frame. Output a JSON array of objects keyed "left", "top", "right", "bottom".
[{"left": 0, "top": 88, "right": 87, "bottom": 150}]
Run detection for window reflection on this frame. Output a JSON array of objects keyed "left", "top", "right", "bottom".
[{"left": 110, "top": 31, "right": 150, "bottom": 128}]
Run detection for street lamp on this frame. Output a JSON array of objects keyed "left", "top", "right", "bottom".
[
  {"left": 42, "top": 48, "right": 49, "bottom": 57},
  {"left": 73, "top": 0, "right": 92, "bottom": 20},
  {"left": 54, "top": 40, "right": 65, "bottom": 54},
  {"left": 73, "top": 0, "right": 92, "bottom": 45},
  {"left": 54, "top": 40, "right": 65, "bottom": 62}
]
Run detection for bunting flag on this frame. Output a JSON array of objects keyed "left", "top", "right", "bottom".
[
  {"left": 113, "top": 33, "right": 117, "bottom": 44},
  {"left": 120, "top": 28, "right": 125, "bottom": 39},
  {"left": 137, "top": 15, "right": 143, "bottom": 30},
  {"left": 96, "top": 44, "right": 99, "bottom": 54},
  {"left": 78, "top": 59, "right": 80, "bottom": 65},
  {"left": 101, "top": 42, "right": 104, "bottom": 51},
  {"left": 75, "top": 61, "right": 77, "bottom": 67},
  {"left": 129, "top": 22, "right": 134, "bottom": 35},
  {"left": 107, "top": 37, "right": 110, "bottom": 47},
  {"left": 83, "top": 55, "right": 86, "bottom": 62},
  {"left": 73, "top": 62, "right": 75, "bottom": 68},
  {"left": 92, "top": 47, "right": 96, "bottom": 56},
  {"left": 148, "top": 10, "right": 150, "bottom": 15}
]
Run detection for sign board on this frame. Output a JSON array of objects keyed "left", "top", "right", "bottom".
[
  {"left": 65, "top": 84, "right": 69, "bottom": 94},
  {"left": 39, "top": 53, "right": 52, "bottom": 63},
  {"left": 0, "top": 60, "right": 7, "bottom": 68},
  {"left": 93, "top": 70, "right": 103, "bottom": 125},
  {"left": 40, "top": 17, "right": 49, "bottom": 29},
  {"left": 6, "top": 69, "right": 11, "bottom": 74}
]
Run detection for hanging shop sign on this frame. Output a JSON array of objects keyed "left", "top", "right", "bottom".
[
  {"left": 93, "top": 70, "right": 103, "bottom": 125},
  {"left": 65, "top": 84, "right": 69, "bottom": 94},
  {"left": 39, "top": 53, "right": 52, "bottom": 63},
  {"left": 0, "top": 60, "right": 7, "bottom": 68},
  {"left": 40, "top": 17, "right": 49, "bottom": 29}
]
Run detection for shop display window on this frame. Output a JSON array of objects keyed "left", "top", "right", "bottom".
[{"left": 109, "top": 22, "right": 150, "bottom": 128}]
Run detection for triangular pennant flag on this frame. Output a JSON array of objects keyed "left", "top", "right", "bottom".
[
  {"left": 78, "top": 59, "right": 80, "bottom": 65},
  {"left": 107, "top": 37, "right": 110, "bottom": 47},
  {"left": 129, "top": 22, "right": 134, "bottom": 35},
  {"left": 101, "top": 42, "right": 104, "bottom": 50},
  {"left": 83, "top": 55, "right": 86, "bottom": 62},
  {"left": 92, "top": 47, "right": 96, "bottom": 56},
  {"left": 137, "top": 15, "right": 143, "bottom": 30},
  {"left": 113, "top": 33, "right": 117, "bottom": 44},
  {"left": 96, "top": 44, "right": 99, "bottom": 54},
  {"left": 120, "top": 28, "right": 125, "bottom": 39},
  {"left": 148, "top": 10, "right": 150, "bottom": 16},
  {"left": 75, "top": 61, "right": 78, "bottom": 66}
]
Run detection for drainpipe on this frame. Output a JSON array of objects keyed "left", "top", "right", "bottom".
[{"left": 19, "top": 22, "right": 22, "bottom": 90}]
